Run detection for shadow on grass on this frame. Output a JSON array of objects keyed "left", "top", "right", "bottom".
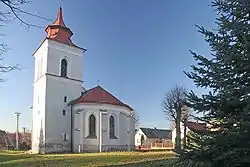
[
  {"left": 1, "top": 157, "right": 174, "bottom": 167},
  {"left": 0, "top": 151, "right": 35, "bottom": 163},
  {"left": 104, "top": 159, "right": 174, "bottom": 167}
]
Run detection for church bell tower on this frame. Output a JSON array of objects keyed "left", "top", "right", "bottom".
[{"left": 32, "top": 6, "right": 86, "bottom": 153}]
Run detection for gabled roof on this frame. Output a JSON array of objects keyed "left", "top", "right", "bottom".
[
  {"left": 70, "top": 86, "right": 133, "bottom": 111},
  {"left": 140, "top": 128, "right": 171, "bottom": 140},
  {"left": 186, "top": 121, "right": 206, "bottom": 131}
]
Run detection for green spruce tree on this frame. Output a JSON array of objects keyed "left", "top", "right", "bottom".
[{"left": 175, "top": 0, "right": 250, "bottom": 166}]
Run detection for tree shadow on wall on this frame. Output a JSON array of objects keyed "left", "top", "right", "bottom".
[{"left": 38, "top": 119, "right": 44, "bottom": 154}]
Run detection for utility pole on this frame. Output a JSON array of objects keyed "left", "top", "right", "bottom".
[{"left": 14, "top": 112, "right": 21, "bottom": 150}]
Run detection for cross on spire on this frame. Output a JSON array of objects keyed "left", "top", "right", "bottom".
[
  {"left": 97, "top": 80, "right": 100, "bottom": 86},
  {"left": 60, "top": 0, "right": 63, "bottom": 7}
]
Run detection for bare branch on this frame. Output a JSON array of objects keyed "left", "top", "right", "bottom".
[
  {"left": 130, "top": 111, "right": 140, "bottom": 128},
  {"left": 0, "top": 0, "right": 52, "bottom": 84},
  {"left": 0, "top": 64, "right": 20, "bottom": 72},
  {"left": 162, "top": 85, "right": 188, "bottom": 121},
  {"left": 0, "top": 0, "right": 52, "bottom": 28},
  {"left": 162, "top": 85, "right": 189, "bottom": 150}
]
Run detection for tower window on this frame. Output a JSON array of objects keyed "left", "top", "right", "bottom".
[
  {"left": 63, "top": 110, "right": 66, "bottom": 116},
  {"left": 64, "top": 96, "right": 67, "bottom": 102},
  {"left": 81, "top": 92, "right": 84, "bottom": 96},
  {"left": 60, "top": 59, "right": 68, "bottom": 77}
]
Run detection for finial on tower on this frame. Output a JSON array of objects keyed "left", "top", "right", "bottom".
[
  {"left": 60, "top": 0, "right": 63, "bottom": 8},
  {"left": 97, "top": 80, "right": 100, "bottom": 86}
]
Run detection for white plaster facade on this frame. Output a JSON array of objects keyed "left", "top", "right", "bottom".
[
  {"left": 72, "top": 103, "right": 135, "bottom": 152},
  {"left": 32, "top": 39, "right": 84, "bottom": 153}
]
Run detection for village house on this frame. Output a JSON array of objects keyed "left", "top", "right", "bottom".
[{"left": 135, "top": 127, "right": 172, "bottom": 150}]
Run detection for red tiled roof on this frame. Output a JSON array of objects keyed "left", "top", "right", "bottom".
[
  {"left": 45, "top": 7, "right": 77, "bottom": 47},
  {"left": 186, "top": 121, "right": 206, "bottom": 131},
  {"left": 73, "top": 86, "right": 133, "bottom": 111}
]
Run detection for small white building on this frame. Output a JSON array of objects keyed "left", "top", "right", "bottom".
[
  {"left": 135, "top": 127, "right": 172, "bottom": 146},
  {"left": 31, "top": 7, "right": 135, "bottom": 154}
]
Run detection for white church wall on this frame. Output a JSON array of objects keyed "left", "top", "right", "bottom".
[
  {"left": 44, "top": 74, "right": 82, "bottom": 152},
  {"left": 32, "top": 76, "right": 47, "bottom": 153},
  {"left": 33, "top": 40, "right": 48, "bottom": 82},
  {"left": 72, "top": 103, "right": 135, "bottom": 152},
  {"left": 72, "top": 107, "right": 81, "bottom": 151},
  {"left": 32, "top": 39, "right": 84, "bottom": 154},
  {"left": 46, "top": 39, "right": 83, "bottom": 80},
  {"left": 32, "top": 41, "right": 48, "bottom": 154}
]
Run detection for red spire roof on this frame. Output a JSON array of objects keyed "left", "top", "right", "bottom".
[
  {"left": 52, "top": 7, "right": 67, "bottom": 27},
  {"left": 73, "top": 86, "right": 133, "bottom": 111},
  {"left": 45, "top": 7, "right": 75, "bottom": 47}
]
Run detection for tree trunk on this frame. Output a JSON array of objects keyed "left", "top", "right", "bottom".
[
  {"left": 175, "top": 107, "right": 181, "bottom": 151},
  {"left": 183, "top": 121, "right": 187, "bottom": 150}
]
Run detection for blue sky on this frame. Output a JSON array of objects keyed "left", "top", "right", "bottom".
[{"left": 0, "top": 0, "right": 217, "bottom": 132}]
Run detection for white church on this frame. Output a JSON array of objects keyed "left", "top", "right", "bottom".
[{"left": 31, "top": 7, "right": 136, "bottom": 154}]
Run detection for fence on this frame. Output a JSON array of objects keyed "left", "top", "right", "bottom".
[{"left": 136, "top": 141, "right": 173, "bottom": 151}]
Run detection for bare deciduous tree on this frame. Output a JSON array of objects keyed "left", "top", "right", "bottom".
[
  {"left": 130, "top": 111, "right": 140, "bottom": 129},
  {"left": 1, "top": 0, "right": 51, "bottom": 28},
  {"left": 0, "top": 0, "right": 50, "bottom": 84},
  {"left": 162, "top": 85, "right": 187, "bottom": 151},
  {"left": 0, "top": 42, "right": 20, "bottom": 83}
]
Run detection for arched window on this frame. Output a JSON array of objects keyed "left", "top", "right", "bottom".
[
  {"left": 60, "top": 59, "right": 68, "bottom": 77},
  {"left": 89, "top": 114, "right": 96, "bottom": 137},
  {"left": 109, "top": 115, "right": 116, "bottom": 138}
]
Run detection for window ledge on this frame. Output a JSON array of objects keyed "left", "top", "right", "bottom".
[
  {"left": 109, "top": 136, "right": 118, "bottom": 139},
  {"left": 86, "top": 135, "right": 97, "bottom": 139}
]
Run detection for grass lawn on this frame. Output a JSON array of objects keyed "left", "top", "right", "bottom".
[{"left": 0, "top": 150, "right": 174, "bottom": 167}]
